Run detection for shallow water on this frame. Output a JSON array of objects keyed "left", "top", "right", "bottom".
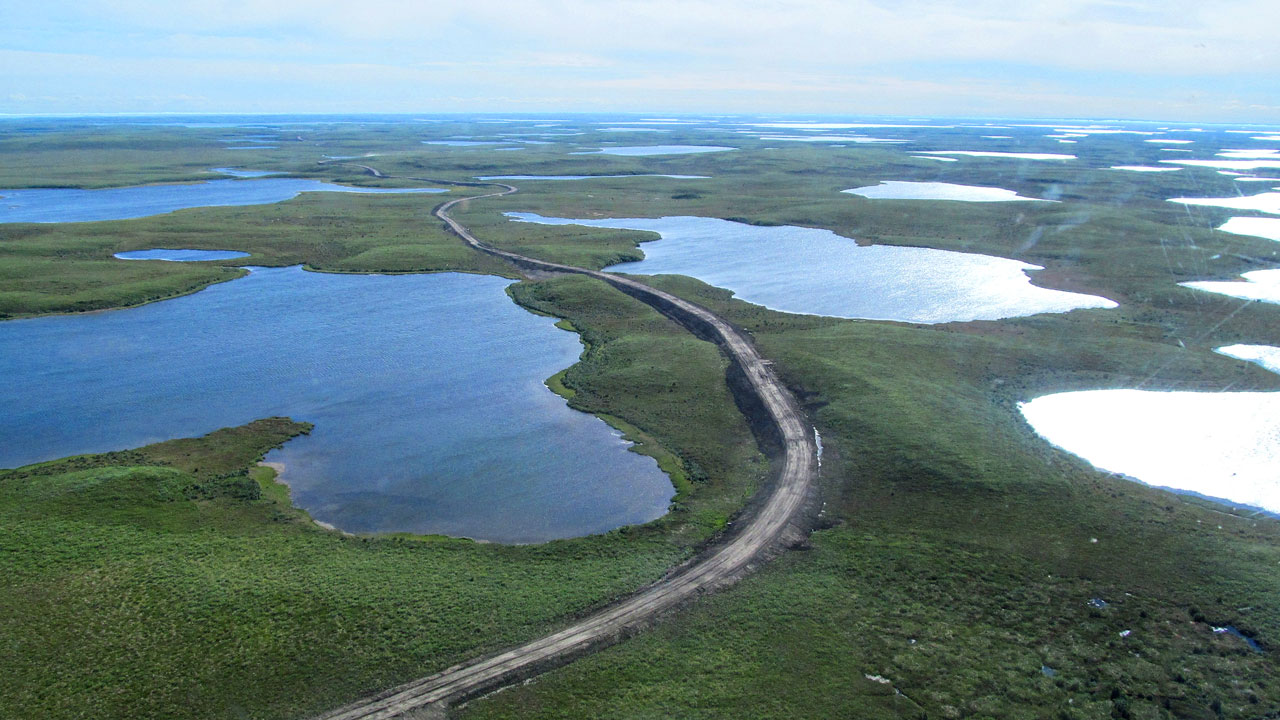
[
  {"left": 1019, "top": 388, "right": 1280, "bottom": 514},
  {"left": 843, "top": 181, "right": 1049, "bottom": 202},
  {"left": 115, "top": 249, "right": 250, "bottom": 261},
  {"left": 507, "top": 213, "right": 1116, "bottom": 323},
  {"left": 573, "top": 145, "right": 736, "bottom": 156},
  {"left": 0, "top": 267, "right": 672, "bottom": 543},
  {"left": 1213, "top": 626, "right": 1265, "bottom": 653},
  {"left": 0, "top": 179, "right": 447, "bottom": 223}
]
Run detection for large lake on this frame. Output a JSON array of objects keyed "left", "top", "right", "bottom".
[
  {"left": 0, "top": 178, "right": 447, "bottom": 223},
  {"left": 507, "top": 213, "right": 1117, "bottom": 323},
  {"left": 0, "top": 267, "right": 673, "bottom": 543}
]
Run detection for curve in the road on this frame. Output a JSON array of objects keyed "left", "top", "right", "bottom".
[{"left": 312, "top": 182, "right": 820, "bottom": 720}]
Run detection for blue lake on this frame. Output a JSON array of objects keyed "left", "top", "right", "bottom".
[
  {"left": 508, "top": 213, "right": 1117, "bottom": 323},
  {"left": 0, "top": 267, "right": 673, "bottom": 543},
  {"left": 0, "top": 179, "right": 447, "bottom": 223}
]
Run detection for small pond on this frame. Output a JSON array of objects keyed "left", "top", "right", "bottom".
[{"left": 115, "top": 249, "right": 250, "bottom": 262}]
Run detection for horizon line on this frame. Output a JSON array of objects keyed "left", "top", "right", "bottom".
[{"left": 3, "top": 111, "right": 1279, "bottom": 127}]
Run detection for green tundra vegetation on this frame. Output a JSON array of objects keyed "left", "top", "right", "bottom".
[
  {"left": 465, "top": 274, "right": 1280, "bottom": 720},
  {"left": 1, "top": 117, "right": 1278, "bottom": 719}
]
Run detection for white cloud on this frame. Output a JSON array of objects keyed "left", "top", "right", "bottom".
[
  {"left": 3, "top": 1, "right": 1279, "bottom": 118},
  {"left": 39, "top": 0, "right": 1277, "bottom": 74}
]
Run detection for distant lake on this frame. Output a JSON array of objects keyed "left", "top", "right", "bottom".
[
  {"left": 916, "top": 151, "right": 1077, "bottom": 161},
  {"left": 475, "top": 174, "right": 709, "bottom": 181},
  {"left": 0, "top": 179, "right": 447, "bottom": 223},
  {"left": 756, "top": 135, "right": 906, "bottom": 144},
  {"left": 573, "top": 145, "right": 737, "bottom": 156},
  {"left": 0, "top": 267, "right": 672, "bottom": 543},
  {"left": 423, "top": 140, "right": 516, "bottom": 147},
  {"left": 843, "top": 181, "right": 1050, "bottom": 202},
  {"left": 508, "top": 213, "right": 1117, "bottom": 323}
]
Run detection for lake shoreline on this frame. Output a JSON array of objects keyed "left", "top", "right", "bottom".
[{"left": 1, "top": 266, "right": 675, "bottom": 542}]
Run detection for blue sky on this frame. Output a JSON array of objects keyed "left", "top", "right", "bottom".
[{"left": 3, "top": 0, "right": 1278, "bottom": 122}]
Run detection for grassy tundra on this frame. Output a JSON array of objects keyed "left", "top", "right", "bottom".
[{"left": 1, "top": 117, "right": 1277, "bottom": 719}]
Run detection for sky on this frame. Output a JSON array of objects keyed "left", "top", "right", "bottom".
[{"left": 3, "top": 0, "right": 1278, "bottom": 122}]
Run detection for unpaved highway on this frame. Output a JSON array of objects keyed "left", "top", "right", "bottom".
[{"left": 312, "top": 182, "right": 819, "bottom": 720}]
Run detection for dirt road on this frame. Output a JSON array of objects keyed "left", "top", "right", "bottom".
[{"left": 312, "top": 184, "right": 819, "bottom": 719}]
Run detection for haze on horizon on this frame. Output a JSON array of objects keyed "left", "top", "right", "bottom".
[{"left": 3, "top": 0, "right": 1279, "bottom": 123}]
